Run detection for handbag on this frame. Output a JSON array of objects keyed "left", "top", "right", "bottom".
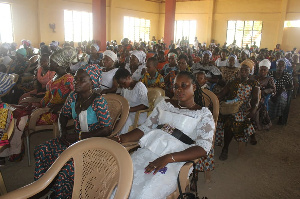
[
  {"left": 177, "top": 161, "right": 199, "bottom": 199},
  {"left": 219, "top": 100, "right": 243, "bottom": 115}
]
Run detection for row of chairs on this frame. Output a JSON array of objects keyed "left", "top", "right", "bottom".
[{"left": 2, "top": 88, "right": 219, "bottom": 198}]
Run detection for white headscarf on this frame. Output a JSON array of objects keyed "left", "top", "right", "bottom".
[
  {"left": 91, "top": 43, "right": 99, "bottom": 52},
  {"left": 103, "top": 50, "right": 117, "bottom": 62},
  {"left": 131, "top": 50, "right": 146, "bottom": 65},
  {"left": 259, "top": 59, "right": 271, "bottom": 69}
]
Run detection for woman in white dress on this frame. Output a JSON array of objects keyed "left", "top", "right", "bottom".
[
  {"left": 113, "top": 71, "right": 215, "bottom": 199},
  {"left": 100, "top": 50, "right": 118, "bottom": 94},
  {"left": 115, "top": 68, "right": 149, "bottom": 135},
  {"left": 125, "top": 50, "right": 147, "bottom": 81}
]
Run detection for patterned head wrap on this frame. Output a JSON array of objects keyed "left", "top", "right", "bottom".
[
  {"left": 50, "top": 47, "right": 77, "bottom": 68},
  {"left": 49, "top": 41, "right": 59, "bottom": 47},
  {"left": 242, "top": 49, "right": 250, "bottom": 57},
  {"left": 21, "top": 40, "right": 31, "bottom": 47},
  {"left": 16, "top": 48, "right": 27, "bottom": 58},
  {"left": 259, "top": 59, "right": 271, "bottom": 69},
  {"left": 276, "top": 58, "right": 292, "bottom": 67},
  {"left": 203, "top": 50, "right": 212, "bottom": 58},
  {"left": 228, "top": 54, "right": 237, "bottom": 61},
  {"left": 91, "top": 43, "right": 100, "bottom": 52},
  {"left": 103, "top": 50, "right": 117, "bottom": 62},
  {"left": 168, "top": 52, "right": 178, "bottom": 59},
  {"left": 79, "top": 64, "right": 102, "bottom": 88},
  {"left": 241, "top": 59, "right": 255, "bottom": 74},
  {"left": 131, "top": 50, "right": 146, "bottom": 64}
]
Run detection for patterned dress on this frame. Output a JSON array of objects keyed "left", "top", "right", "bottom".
[
  {"left": 34, "top": 92, "right": 112, "bottom": 199},
  {"left": 215, "top": 79, "right": 259, "bottom": 145},
  {"left": 268, "top": 71, "right": 293, "bottom": 120},
  {"left": 37, "top": 74, "right": 74, "bottom": 125},
  {"left": 141, "top": 71, "right": 165, "bottom": 89}
]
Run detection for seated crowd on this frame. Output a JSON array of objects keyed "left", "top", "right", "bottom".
[{"left": 0, "top": 38, "right": 298, "bottom": 198}]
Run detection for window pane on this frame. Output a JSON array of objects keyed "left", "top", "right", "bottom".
[
  {"left": 226, "top": 29, "right": 235, "bottom": 45},
  {"left": 253, "top": 21, "right": 262, "bottom": 30},
  {"left": 64, "top": 10, "right": 93, "bottom": 42},
  {"left": 174, "top": 20, "right": 196, "bottom": 45},
  {"left": 226, "top": 20, "right": 262, "bottom": 48},
  {"left": 244, "top": 21, "right": 253, "bottom": 30},
  {"left": 227, "top": 21, "right": 236, "bottom": 30},
  {"left": 0, "top": 3, "right": 13, "bottom": 43}
]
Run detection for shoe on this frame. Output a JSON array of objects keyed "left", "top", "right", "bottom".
[{"left": 219, "top": 149, "right": 228, "bottom": 161}]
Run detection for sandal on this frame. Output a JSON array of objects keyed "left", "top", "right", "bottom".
[{"left": 219, "top": 149, "right": 228, "bottom": 161}]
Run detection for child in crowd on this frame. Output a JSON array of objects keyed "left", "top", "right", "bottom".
[
  {"left": 141, "top": 57, "right": 165, "bottom": 89},
  {"left": 195, "top": 71, "right": 209, "bottom": 89}
]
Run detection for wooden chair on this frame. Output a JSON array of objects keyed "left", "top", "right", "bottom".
[
  {"left": 27, "top": 94, "right": 130, "bottom": 166},
  {"left": 0, "top": 118, "right": 15, "bottom": 196},
  {"left": 1, "top": 137, "right": 133, "bottom": 199},
  {"left": 128, "top": 87, "right": 165, "bottom": 131}
]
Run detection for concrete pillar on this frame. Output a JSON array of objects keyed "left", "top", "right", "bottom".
[
  {"left": 277, "top": 0, "right": 289, "bottom": 46},
  {"left": 92, "top": 0, "right": 106, "bottom": 51},
  {"left": 164, "top": 0, "right": 176, "bottom": 48},
  {"left": 207, "top": 0, "right": 215, "bottom": 45}
]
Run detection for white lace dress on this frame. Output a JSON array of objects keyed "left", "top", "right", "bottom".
[
  {"left": 119, "top": 82, "right": 149, "bottom": 135},
  {"left": 127, "top": 100, "right": 215, "bottom": 199}
]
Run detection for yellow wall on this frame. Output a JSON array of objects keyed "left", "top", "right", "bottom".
[{"left": 1, "top": 0, "right": 300, "bottom": 51}]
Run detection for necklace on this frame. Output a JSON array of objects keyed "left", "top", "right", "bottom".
[
  {"left": 178, "top": 102, "right": 196, "bottom": 109},
  {"left": 79, "top": 93, "right": 93, "bottom": 108}
]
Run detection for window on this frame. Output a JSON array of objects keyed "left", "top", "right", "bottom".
[
  {"left": 64, "top": 10, "right": 93, "bottom": 42},
  {"left": 174, "top": 20, "right": 196, "bottom": 45},
  {"left": 226, "top": 21, "right": 263, "bottom": 48},
  {"left": 284, "top": 20, "right": 300, "bottom": 28},
  {"left": 123, "top": 16, "right": 150, "bottom": 42},
  {"left": 0, "top": 3, "right": 13, "bottom": 43}
]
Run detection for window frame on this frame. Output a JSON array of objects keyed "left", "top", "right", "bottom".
[
  {"left": 226, "top": 20, "right": 263, "bottom": 48},
  {"left": 123, "top": 16, "right": 151, "bottom": 43},
  {"left": 174, "top": 20, "right": 197, "bottom": 45},
  {"left": 0, "top": 3, "right": 14, "bottom": 43},
  {"left": 63, "top": 9, "right": 93, "bottom": 42}
]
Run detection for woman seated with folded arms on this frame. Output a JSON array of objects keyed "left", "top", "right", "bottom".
[
  {"left": 99, "top": 50, "right": 118, "bottom": 94},
  {"left": 34, "top": 64, "right": 112, "bottom": 198},
  {"left": 111, "top": 71, "right": 215, "bottom": 199},
  {"left": 115, "top": 68, "right": 148, "bottom": 135}
]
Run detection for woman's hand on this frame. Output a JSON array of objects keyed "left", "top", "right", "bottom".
[
  {"left": 144, "top": 155, "right": 171, "bottom": 175},
  {"left": 60, "top": 133, "right": 79, "bottom": 146}
]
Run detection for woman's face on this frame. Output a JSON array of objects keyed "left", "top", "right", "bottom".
[
  {"left": 49, "top": 59, "right": 59, "bottom": 71},
  {"left": 130, "top": 55, "right": 140, "bottom": 68},
  {"left": 178, "top": 58, "right": 188, "bottom": 71},
  {"left": 117, "top": 76, "right": 131, "bottom": 89},
  {"left": 203, "top": 53, "right": 210, "bottom": 64},
  {"left": 259, "top": 66, "right": 269, "bottom": 77},
  {"left": 91, "top": 46, "right": 98, "bottom": 54},
  {"left": 276, "top": 61, "right": 285, "bottom": 73},
  {"left": 168, "top": 56, "right": 177, "bottom": 66},
  {"left": 74, "top": 70, "right": 92, "bottom": 93},
  {"left": 174, "top": 75, "right": 195, "bottom": 102},
  {"left": 40, "top": 56, "right": 49, "bottom": 70},
  {"left": 221, "top": 51, "right": 226, "bottom": 59},
  {"left": 103, "top": 55, "right": 114, "bottom": 69},
  {"left": 228, "top": 57, "right": 235, "bottom": 66},
  {"left": 240, "top": 65, "right": 250, "bottom": 78},
  {"left": 146, "top": 61, "right": 156, "bottom": 74}
]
